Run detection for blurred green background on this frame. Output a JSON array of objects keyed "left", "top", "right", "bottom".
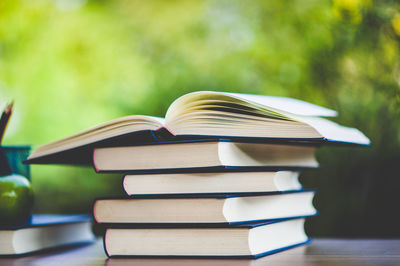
[{"left": 1, "top": 0, "right": 399, "bottom": 237}]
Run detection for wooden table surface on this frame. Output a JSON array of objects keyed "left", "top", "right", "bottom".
[{"left": 1, "top": 239, "right": 399, "bottom": 266}]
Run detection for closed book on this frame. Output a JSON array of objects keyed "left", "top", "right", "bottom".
[
  {"left": 104, "top": 218, "right": 309, "bottom": 258},
  {"left": 93, "top": 191, "right": 316, "bottom": 225},
  {"left": 0, "top": 214, "right": 95, "bottom": 255},
  {"left": 26, "top": 91, "right": 369, "bottom": 165},
  {"left": 123, "top": 171, "right": 301, "bottom": 196},
  {"left": 93, "top": 141, "right": 318, "bottom": 173}
]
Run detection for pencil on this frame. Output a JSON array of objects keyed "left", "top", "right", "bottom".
[{"left": 0, "top": 101, "right": 14, "bottom": 144}]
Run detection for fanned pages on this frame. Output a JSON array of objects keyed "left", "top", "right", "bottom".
[
  {"left": 27, "top": 91, "right": 370, "bottom": 164},
  {"left": 164, "top": 91, "right": 369, "bottom": 144}
]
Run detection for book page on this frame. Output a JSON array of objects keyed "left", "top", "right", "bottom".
[
  {"left": 28, "top": 115, "right": 165, "bottom": 160},
  {"left": 149, "top": 116, "right": 166, "bottom": 125},
  {"left": 295, "top": 116, "right": 370, "bottom": 145},
  {"left": 226, "top": 92, "right": 337, "bottom": 117},
  {"left": 165, "top": 91, "right": 336, "bottom": 126}
]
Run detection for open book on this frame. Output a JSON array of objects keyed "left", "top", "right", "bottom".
[{"left": 26, "top": 91, "right": 370, "bottom": 164}]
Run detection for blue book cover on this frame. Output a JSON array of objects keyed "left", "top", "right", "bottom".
[
  {"left": 0, "top": 214, "right": 92, "bottom": 230},
  {"left": 0, "top": 214, "right": 95, "bottom": 256},
  {"left": 25, "top": 126, "right": 368, "bottom": 165}
]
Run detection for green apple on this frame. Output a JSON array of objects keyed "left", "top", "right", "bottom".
[{"left": 0, "top": 174, "right": 33, "bottom": 226}]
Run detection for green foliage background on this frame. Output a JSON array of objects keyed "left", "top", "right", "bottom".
[{"left": 1, "top": 0, "right": 399, "bottom": 237}]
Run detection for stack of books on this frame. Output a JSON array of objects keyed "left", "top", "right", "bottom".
[
  {"left": 27, "top": 91, "right": 369, "bottom": 258},
  {"left": 93, "top": 143, "right": 317, "bottom": 258}
]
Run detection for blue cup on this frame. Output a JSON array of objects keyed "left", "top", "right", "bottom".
[
  {"left": 0, "top": 145, "right": 31, "bottom": 180},
  {"left": 0, "top": 145, "right": 32, "bottom": 226}
]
